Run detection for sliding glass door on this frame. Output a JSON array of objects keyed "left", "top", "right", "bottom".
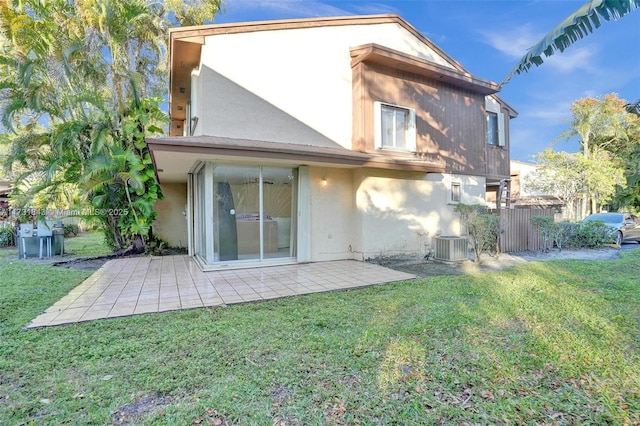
[{"left": 194, "top": 163, "right": 296, "bottom": 266}]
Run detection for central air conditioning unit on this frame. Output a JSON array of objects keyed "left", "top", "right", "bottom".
[{"left": 432, "top": 236, "right": 468, "bottom": 262}]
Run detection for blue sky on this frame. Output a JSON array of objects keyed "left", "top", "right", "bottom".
[{"left": 213, "top": 0, "right": 640, "bottom": 162}]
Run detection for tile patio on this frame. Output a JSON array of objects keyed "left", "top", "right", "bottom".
[{"left": 26, "top": 256, "right": 415, "bottom": 328}]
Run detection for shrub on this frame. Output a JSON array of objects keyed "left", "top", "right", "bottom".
[
  {"left": 531, "top": 218, "right": 616, "bottom": 250},
  {"left": 63, "top": 224, "right": 79, "bottom": 237},
  {"left": 572, "top": 220, "right": 616, "bottom": 247},
  {"left": 454, "top": 204, "right": 502, "bottom": 264},
  {"left": 529, "top": 217, "right": 574, "bottom": 252},
  {"left": 554, "top": 222, "right": 574, "bottom": 251},
  {"left": 0, "top": 226, "right": 17, "bottom": 247},
  {"left": 530, "top": 216, "right": 556, "bottom": 252}
]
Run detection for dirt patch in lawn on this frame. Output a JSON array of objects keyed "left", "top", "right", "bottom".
[
  {"left": 369, "top": 247, "right": 625, "bottom": 278},
  {"left": 112, "top": 394, "right": 174, "bottom": 425}
]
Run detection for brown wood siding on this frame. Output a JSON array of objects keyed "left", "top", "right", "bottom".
[
  {"left": 485, "top": 145, "right": 509, "bottom": 178},
  {"left": 354, "top": 62, "right": 489, "bottom": 175},
  {"left": 352, "top": 63, "right": 366, "bottom": 153}
]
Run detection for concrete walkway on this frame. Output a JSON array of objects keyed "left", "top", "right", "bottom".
[{"left": 26, "top": 256, "right": 415, "bottom": 328}]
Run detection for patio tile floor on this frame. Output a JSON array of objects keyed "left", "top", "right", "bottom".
[{"left": 26, "top": 256, "right": 415, "bottom": 328}]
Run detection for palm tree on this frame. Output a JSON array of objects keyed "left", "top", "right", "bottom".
[
  {"left": 0, "top": 0, "right": 167, "bottom": 250},
  {"left": 1, "top": 0, "right": 222, "bottom": 251},
  {"left": 501, "top": 0, "right": 640, "bottom": 86}
]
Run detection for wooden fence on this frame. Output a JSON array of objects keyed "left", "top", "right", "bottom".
[{"left": 492, "top": 208, "right": 556, "bottom": 253}]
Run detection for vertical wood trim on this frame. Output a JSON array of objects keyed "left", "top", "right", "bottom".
[{"left": 352, "top": 63, "right": 366, "bottom": 152}]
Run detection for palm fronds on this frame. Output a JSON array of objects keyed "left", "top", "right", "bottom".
[{"left": 501, "top": 0, "right": 640, "bottom": 86}]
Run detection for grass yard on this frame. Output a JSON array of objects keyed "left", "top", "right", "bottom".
[
  {"left": 0, "top": 243, "right": 639, "bottom": 425},
  {"left": 62, "top": 231, "right": 112, "bottom": 257}
]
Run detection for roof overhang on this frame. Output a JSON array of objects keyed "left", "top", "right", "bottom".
[
  {"left": 350, "top": 44, "right": 500, "bottom": 96},
  {"left": 0, "top": 181, "right": 12, "bottom": 197},
  {"left": 146, "top": 136, "right": 445, "bottom": 183}
]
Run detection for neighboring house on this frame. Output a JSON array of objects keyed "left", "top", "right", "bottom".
[
  {"left": 146, "top": 14, "right": 517, "bottom": 269},
  {"left": 509, "top": 160, "right": 565, "bottom": 212},
  {"left": 0, "top": 180, "right": 12, "bottom": 222}
]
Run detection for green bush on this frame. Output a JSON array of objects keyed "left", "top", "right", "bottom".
[
  {"left": 530, "top": 218, "right": 615, "bottom": 250},
  {"left": 454, "top": 203, "right": 502, "bottom": 263},
  {"left": 554, "top": 221, "right": 575, "bottom": 250},
  {"left": 572, "top": 220, "right": 616, "bottom": 247},
  {"left": 530, "top": 216, "right": 556, "bottom": 252},
  {"left": 0, "top": 226, "right": 16, "bottom": 247},
  {"left": 63, "top": 223, "right": 79, "bottom": 237}
]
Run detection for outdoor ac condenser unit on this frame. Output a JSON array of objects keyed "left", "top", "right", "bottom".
[{"left": 432, "top": 236, "right": 468, "bottom": 262}]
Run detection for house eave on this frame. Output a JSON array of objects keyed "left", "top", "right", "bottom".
[
  {"left": 350, "top": 43, "right": 499, "bottom": 96},
  {"left": 146, "top": 136, "right": 445, "bottom": 183}
]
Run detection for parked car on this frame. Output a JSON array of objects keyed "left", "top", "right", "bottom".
[{"left": 583, "top": 212, "right": 640, "bottom": 245}]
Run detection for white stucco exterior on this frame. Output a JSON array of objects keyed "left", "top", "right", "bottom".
[
  {"left": 511, "top": 160, "right": 545, "bottom": 197},
  {"left": 153, "top": 15, "right": 513, "bottom": 268},
  {"left": 193, "top": 22, "right": 456, "bottom": 148},
  {"left": 305, "top": 167, "right": 486, "bottom": 261}
]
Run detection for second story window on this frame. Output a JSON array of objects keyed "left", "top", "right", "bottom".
[
  {"left": 485, "top": 98, "right": 505, "bottom": 147},
  {"left": 374, "top": 102, "right": 416, "bottom": 152},
  {"left": 486, "top": 112, "right": 499, "bottom": 146}
]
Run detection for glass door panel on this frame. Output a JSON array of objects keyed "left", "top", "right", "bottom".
[
  {"left": 213, "top": 165, "right": 260, "bottom": 261},
  {"left": 195, "top": 167, "right": 207, "bottom": 261},
  {"left": 262, "top": 167, "right": 296, "bottom": 259}
]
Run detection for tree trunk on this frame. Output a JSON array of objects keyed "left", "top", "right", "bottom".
[{"left": 111, "top": 234, "right": 146, "bottom": 257}]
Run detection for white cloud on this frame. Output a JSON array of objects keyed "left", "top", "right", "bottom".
[
  {"left": 480, "top": 23, "right": 541, "bottom": 59},
  {"left": 524, "top": 102, "right": 573, "bottom": 123},
  {"left": 543, "top": 45, "right": 598, "bottom": 73},
  {"left": 481, "top": 23, "right": 598, "bottom": 74},
  {"left": 350, "top": 3, "right": 401, "bottom": 16},
  {"left": 225, "top": 0, "right": 352, "bottom": 18}
]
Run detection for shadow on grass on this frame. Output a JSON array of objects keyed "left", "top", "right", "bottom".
[{"left": 1, "top": 251, "right": 639, "bottom": 424}]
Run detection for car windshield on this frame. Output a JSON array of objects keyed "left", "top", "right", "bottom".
[{"left": 586, "top": 213, "right": 623, "bottom": 223}]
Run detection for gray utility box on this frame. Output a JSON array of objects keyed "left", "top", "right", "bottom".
[
  {"left": 432, "top": 236, "right": 468, "bottom": 262},
  {"left": 17, "top": 227, "right": 64, "bottom": 258}
]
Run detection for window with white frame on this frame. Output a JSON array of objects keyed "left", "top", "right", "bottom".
[
  {"left": 485, "top": 98, "right": 505, "bottom": 147},
  {"left": 450, "top": 182, "right": 461, "bottom": 203},
  {"left": 374, "top": 101, "right": 416, "bottom": 151},
  {"left": 486, "top": 112, "right": 499, "bottom": 146}
]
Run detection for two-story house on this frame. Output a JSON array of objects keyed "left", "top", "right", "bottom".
[{"left": 146, "top": 14, "right": 517, "bottom": 270}]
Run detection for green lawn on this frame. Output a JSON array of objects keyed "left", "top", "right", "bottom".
[
  {"left": 62, "top": 231, "right": 112, "bottom": 257},
  {"left": 0, "top": 245, "right": 638, "bottom": 425}
]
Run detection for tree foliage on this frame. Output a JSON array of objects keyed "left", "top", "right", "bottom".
[
  {"left": 563, "top": 94, "right": 632, "bottom": 158},
  {"left": 559, "top": 94, "right": 640, "bottom": 214},
  {"left": 525, "top": 149, "right": 624, "bottom": 220},
  {"left": 0, "top": 0, "right": 219, "bottom": 251},
  {"left": 164, "top": 0, "right": 223, "bottom": 26},
  {"left": 502, "top": 0, "right": 640, "bottom": 85}
]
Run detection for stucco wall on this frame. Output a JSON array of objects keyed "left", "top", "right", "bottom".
[
  {"left": 309, "top": 167, "right": 356, "bottom": 261},
  {"left": 154, "top": 183, "right": 188, "bottom": 248},
  {"left": 197, "top": 22, "right": 455, "bottom": 149},
  {"left": 353, "top": 170, "right": 486, "bottom": 259},
  {"left": 305, "top": 167, "right": 487, "bottom": 262}
]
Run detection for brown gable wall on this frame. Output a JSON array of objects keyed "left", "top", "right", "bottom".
[{"left": 352, "top": 61, "right": 510, "bottom": 178}]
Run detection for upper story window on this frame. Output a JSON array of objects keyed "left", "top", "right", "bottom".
[
  {"left": 374, "top": 101, "right": 416, "bottom": 152},
  {"left": 485, "top": 98, "right": 505, "bottom": 147},
  {"left": 486, "top": 112, "right": 499, "bottom": 146}
]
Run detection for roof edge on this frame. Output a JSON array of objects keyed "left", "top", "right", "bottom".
[{"left": 168, "top": 14, "right": 470, "bottom": 73}]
